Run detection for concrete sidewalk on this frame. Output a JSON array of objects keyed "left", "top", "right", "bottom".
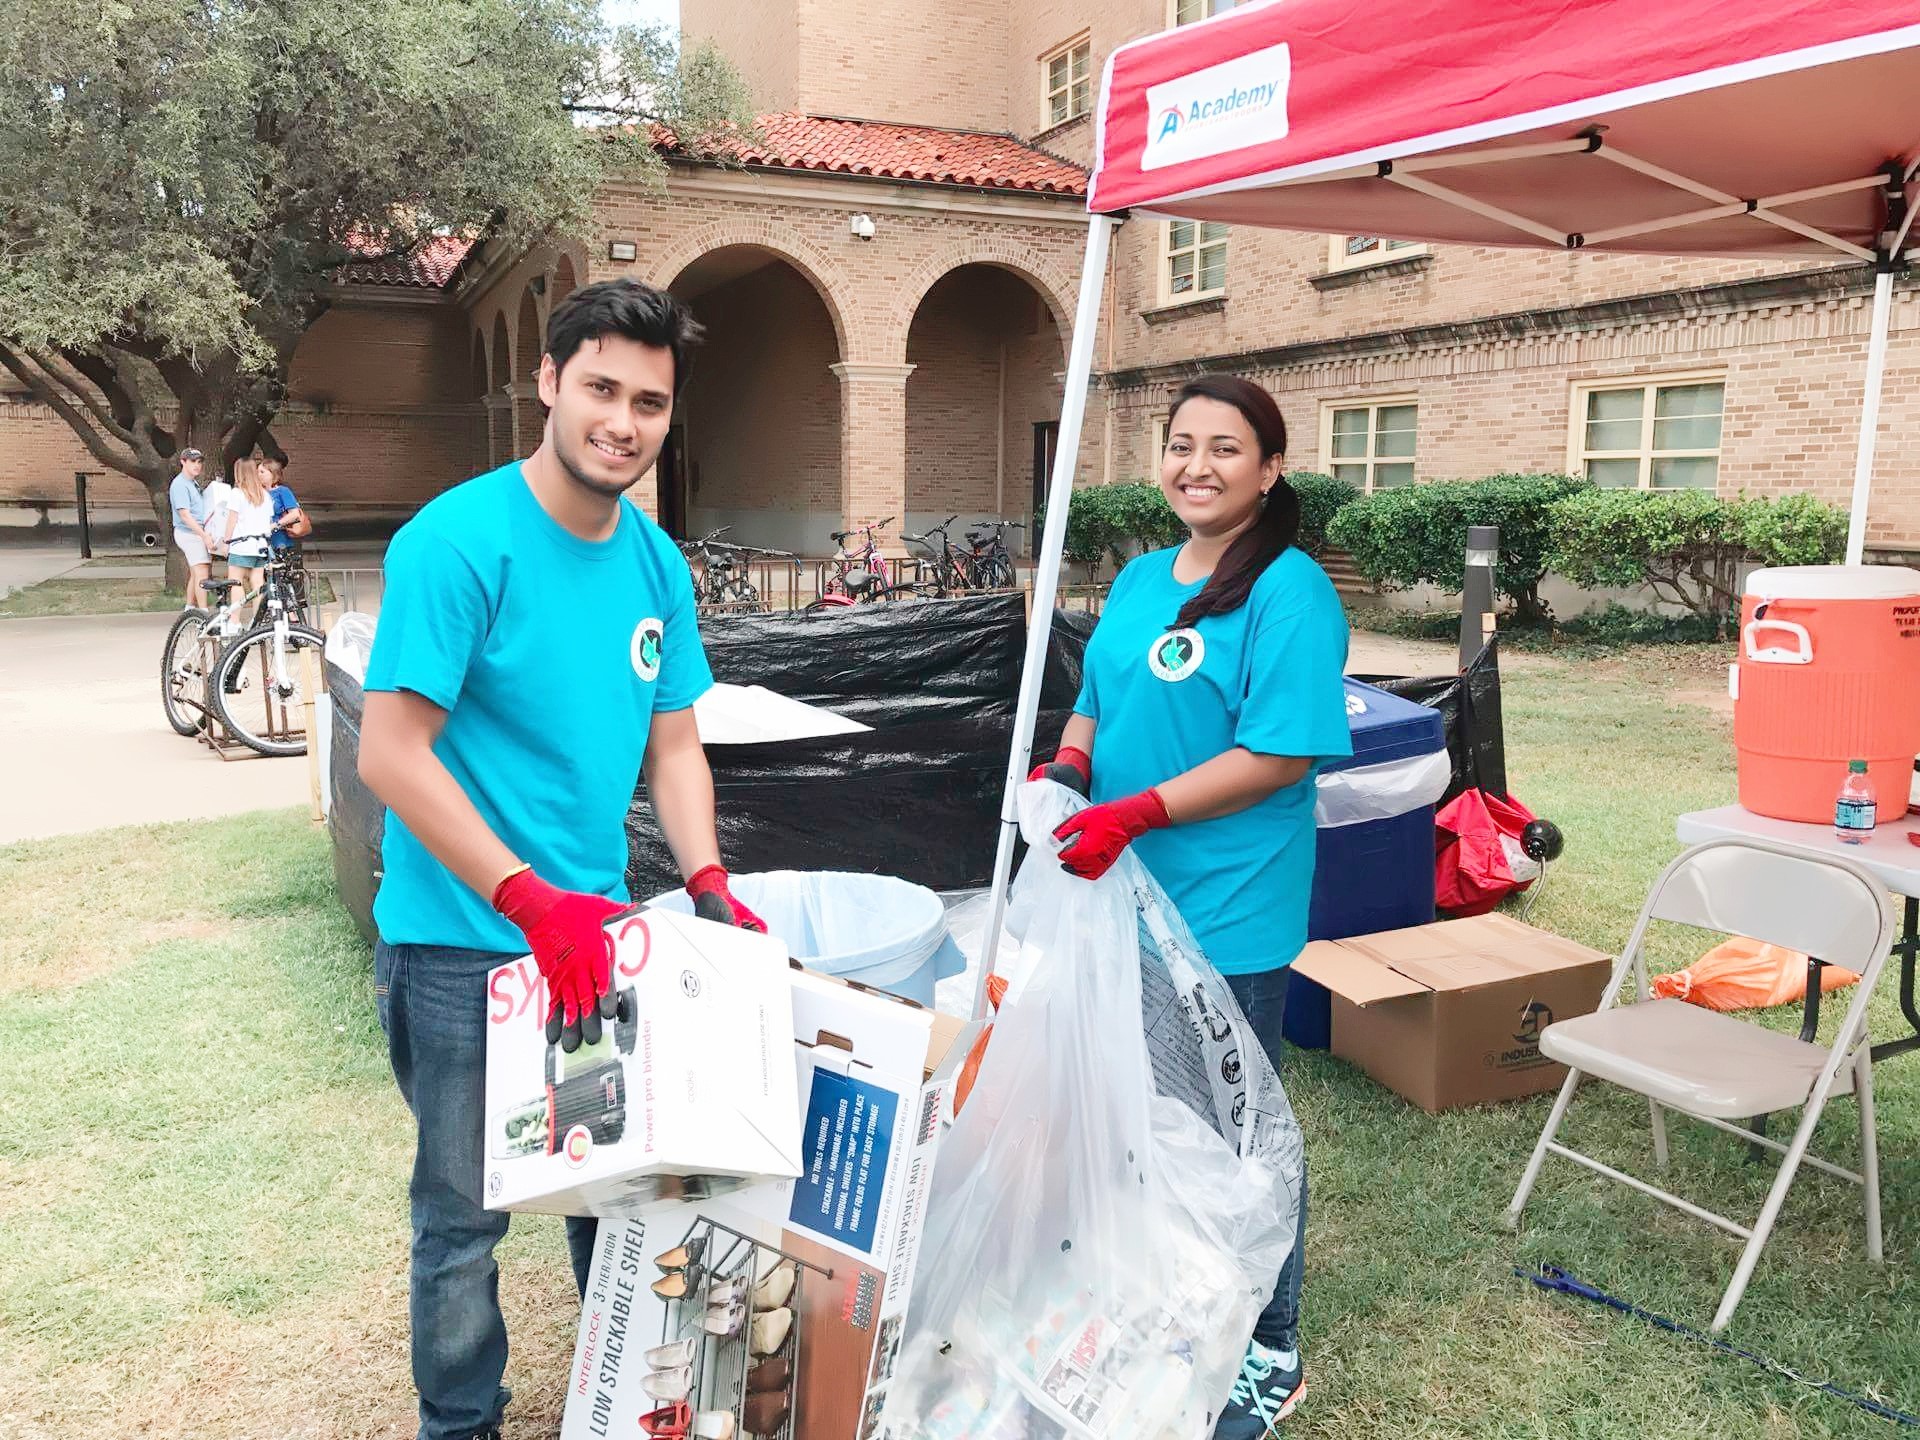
[
  {"left": 0, "top": 547, "right": 83, "bottom": 601},
  {"left": 0, "top": 612, "right": 311, "bottom": 845}
]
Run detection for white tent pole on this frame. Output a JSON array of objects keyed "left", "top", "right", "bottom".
[
  {"left": 1845, "top": 267, "right": 1895, "bottom": 565},
  {"left": 971, "top": 212, "right": 1116, "bottom": 1020}
]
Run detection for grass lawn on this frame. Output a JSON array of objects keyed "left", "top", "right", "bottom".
[
  {"left": 2, "top": 652, "right": 1916, "bottom": 1438},
  {"left": 0, "top": 576, "right": 184, "bottom": 618}
]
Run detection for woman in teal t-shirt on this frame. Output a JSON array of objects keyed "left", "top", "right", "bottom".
[{"left": 1032, "top": 374, "right": 1350, "bottom": 1436}]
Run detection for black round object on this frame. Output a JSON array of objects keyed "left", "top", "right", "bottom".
[{"left": 1521, "top": 818, "right": 1565, "bottom": 863}]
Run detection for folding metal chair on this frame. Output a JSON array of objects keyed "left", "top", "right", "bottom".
[{"left": 1505, "top": 837, "right": 1896, "bottom": 1331}]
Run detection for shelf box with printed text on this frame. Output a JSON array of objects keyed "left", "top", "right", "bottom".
[
  {"left": 482, "top": 907, "right": 802, "bottom": 1215},
  {"left": 561, "top": 967, "right": 976, "bottom": 1440}
]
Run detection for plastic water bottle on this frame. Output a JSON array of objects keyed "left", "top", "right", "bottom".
[{"left": 1835, "top": 760, "right": 1876, "bottom": 844}]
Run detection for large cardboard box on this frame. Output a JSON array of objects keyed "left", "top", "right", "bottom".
[
  {"left": 483, "top": 907, "right": 803, "bottom": 1215},
  {"left": 1291, "top": 912, "right": 1611, "bottom": 1111},
  {"left": 563, "top": 968, "right": 974, "bottom": 1440}
]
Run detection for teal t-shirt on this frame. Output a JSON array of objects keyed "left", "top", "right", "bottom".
[
  {"left": 1074, "top": 545, "right": 1351, "bottom": 975},
  {"left": 365, "top": 462, "right": 712, "bottom": 951}
]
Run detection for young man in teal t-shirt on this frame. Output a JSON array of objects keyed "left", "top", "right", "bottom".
[{"left": 360, "top": 280, "right": 763, "bottom": 1440}]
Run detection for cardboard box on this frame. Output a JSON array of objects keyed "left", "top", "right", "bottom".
[
  {"left": 562, "top": 968, "right": 975, "bottom": 1440},
  {"left": 1291, "top": 912, "right": 1611, "bottom": 1112},
  {"left": 483, "top": 907, "right": 803, "bottom": 1215}
]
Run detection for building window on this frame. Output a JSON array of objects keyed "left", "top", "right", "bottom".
[
  {"left": 1043, "top": 38, "right": 1092, "bottom": 127},
  {"left": 1322, "top": 398, "right": 1417, "bottom": 491},
  {"left": 1172, "top": 0, "right": 1243, "bottom": 22},
  {"left": 1164, "top": 220, "right": 1228, "bottom": 301},
  {"left": 1327, "top": 235, "right": 1428, "bottom": 273},
  {"left": 1570, "top": 375, "right": 1725, "bottom": 489},
  {"left": 1152, "top": 416, "right": 1171, "bottom": 464}
]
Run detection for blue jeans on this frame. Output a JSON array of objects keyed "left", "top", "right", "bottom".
[
  {"left": 1225, "top": 966, "right": 1307, "bottom": 1355},
  {"left": 375, "top": 941, "right": 601, "bottom": 1440}
]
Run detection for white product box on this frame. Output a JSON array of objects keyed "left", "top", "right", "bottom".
[{"left": 483, "top": 907, "right": 803, "bottom": 1216}]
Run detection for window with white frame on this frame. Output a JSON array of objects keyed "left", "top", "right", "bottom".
[
  {"left": 1164, "top": 220, "right": 1228, "bottom": 301},
  {"left": 1322, "top": 399, "right": 1417, "bottom": 491},
  {"left": 1570, "top": 375, "right": 1725, "bottom": 490},
  {"left": 1043, "top": 38, "right": 1092, "bottom": 127},
  {"left": 1173, "top": 0, "right": 1243, "bottom": 23},
  {"left": 1152, "top": 416, "right": 1171, "bottom": 465},
  {"left": 1326, "top": 235, "right": 1428, "bottom": 273}
]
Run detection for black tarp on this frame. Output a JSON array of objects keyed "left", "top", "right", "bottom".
[
  {"left": 625, "top": 595, "right": 1096, "bottom": 899},
  {"left": 1351, "top": 638, "right": 1508, "bottom": 805},
  {"left": 325, "top": 595, "right": 1098, "bottom": 938}
]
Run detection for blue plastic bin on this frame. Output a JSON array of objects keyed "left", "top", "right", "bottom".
[
  {"left": 1284, "top": 679, "right": 1447, "bottom": 1048},
  {"left": 647, "top": 870, "right": 966, "bottom": 1008}
]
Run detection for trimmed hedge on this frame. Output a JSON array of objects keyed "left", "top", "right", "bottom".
[
  {"left": 1547, "top": 489, "right": 1847, "bottom": 638},
  {"left": 1327, "top": 473, "right": 1592, "bottom": 623}
]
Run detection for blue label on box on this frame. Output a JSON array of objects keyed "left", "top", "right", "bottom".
[{"left": 787, "top": 1068, "right": 896, "bottom": 1255}]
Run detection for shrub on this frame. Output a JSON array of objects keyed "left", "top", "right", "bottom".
[
  {"left": 1546, "top": 489, "right": 1848, "bottom": 639},
  {"left": 1287, "top": 471, "right": 1359, "bottom": 558},
  {"left": 1327, "top": 473, "right": 1591, "bottom": 623}
]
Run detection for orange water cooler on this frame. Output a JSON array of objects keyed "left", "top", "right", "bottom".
[{"left": 1732, "top": 566, "right": 1920, "bottom": 823}]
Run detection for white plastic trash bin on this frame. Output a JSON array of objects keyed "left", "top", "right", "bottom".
[{"left": 647, "top": 870, "right": 966, "bottom": 1008}]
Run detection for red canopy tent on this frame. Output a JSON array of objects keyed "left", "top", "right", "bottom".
[{"left": 977, "top": 0, "right": 1920, "bottom": 1007}]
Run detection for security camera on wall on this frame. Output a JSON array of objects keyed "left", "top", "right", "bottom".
[{"left": 850, "top": 213, "right": 876, "bottom": 241}]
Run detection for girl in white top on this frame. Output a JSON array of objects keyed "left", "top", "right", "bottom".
[{"left": 223, "top": 459, "right": 276, "bottom": 596}]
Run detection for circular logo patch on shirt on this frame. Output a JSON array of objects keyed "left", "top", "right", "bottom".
[
  {"left": 630, "top": 617, "right": 665, "bottom": 682},
  {"left": 1146, "top": 628, "right": 1205, "bottom": 683}
]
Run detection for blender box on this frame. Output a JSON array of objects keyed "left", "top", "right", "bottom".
[
  {"left": 482, "top": 907, "right": 803, "bottom": 1215},
  {"left": 561, "top": 967, "right": 974, "bottom": 1440}
]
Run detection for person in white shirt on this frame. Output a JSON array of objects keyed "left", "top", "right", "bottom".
[
  {"left": 202, "top": 469, "right": 235, "bottom": 565},
  {"left": 222, "top": 458, "right": 276, "bottom": 598}
]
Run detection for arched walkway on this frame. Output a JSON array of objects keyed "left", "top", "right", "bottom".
[
  {"left": 663, "top": 245, "right": 845, "bottom": 550},
  {"left": 905, "top": 264, "right": 1066, "bottom": 549}
]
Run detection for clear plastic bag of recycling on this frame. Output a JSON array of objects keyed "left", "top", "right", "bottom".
[{"left": 883, "top": 781, "right": 1306, "bottom": 1440}]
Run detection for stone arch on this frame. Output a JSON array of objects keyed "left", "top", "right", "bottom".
[
  {"left": 888, "top": 239, "right": 1077, "bottom": 363},
  {"left": 512, "top": 287, "right": 545, "bottom": 456},
  {"left": 489, "top": 311, "right": 512, "bottom": 469},
  {"left": 659, "top": 242, "right": 846, "bottom": 552},
  {"left": 550, "top": 250, "right": 581, "bottom": 311},
  {"left": 648, "top": 218, "right": 855, "bottom": 359},
  {"left": 904, "top": 260, "right": 1069, "bottom": 539}
]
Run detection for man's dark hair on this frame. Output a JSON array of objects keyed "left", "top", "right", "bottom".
[{"left": 546, "top": 279, "right": 705, "bottom": 392}]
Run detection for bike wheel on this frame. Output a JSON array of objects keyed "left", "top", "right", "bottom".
[
  {"left": 803, "top": 596, "right": 856, "bottom": 616},
  {"left": 209, "top": 622, "right": 326, "bottom": 757},
  {"left": 161, "top": 607, "right": 214, "bottom": 736},
  {"left": 873, "top": 583, "right": 935, "bottom": 605},
  {"left": 985, "top": 556, "right": 1016, "bottom": 589},
  {"left": 718, "top": 577, "right": 766, "bottom": 612}
]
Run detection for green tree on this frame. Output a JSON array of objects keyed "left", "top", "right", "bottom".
[{"left": 0, "top": 0, "right": 751, "bottom": 588}]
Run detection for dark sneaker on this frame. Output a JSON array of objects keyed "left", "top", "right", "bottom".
[{"left": 1214, "top": 1340, "right": 1304, "bottom": 1438}]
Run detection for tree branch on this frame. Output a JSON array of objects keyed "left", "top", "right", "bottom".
[
  {"left": 27, "top": 347, "right": 143, "bottom": 452},
  {"left": 0, "top": 342, "right": 147, "bottom": 482}
]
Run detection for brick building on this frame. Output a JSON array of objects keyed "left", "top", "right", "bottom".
[{"left": 6, "top": 0, "right": 1915, "bottom": 553}]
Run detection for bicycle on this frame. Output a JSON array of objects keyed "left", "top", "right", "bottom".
[
  {"left": 961, "top": 519, "right": 1022, "bottom": 591},
  {"left": 804, "top": 517, "right": 895, "bottom": 614},
  {"left": 677, "top": 528, "right": 799, "bottom": 613},
  {"left": 161, "top": 551, "right": 325, "bottom": 756},
  {"left": 886, "top": 517, "right": 1023, "bottom": 600}
]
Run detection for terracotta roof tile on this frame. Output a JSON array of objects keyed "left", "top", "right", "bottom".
[
  {"left": 335, "top": 234, "right": 475, "bottom": 289},
  {"left": 659, "top": 113, "right": 1087, "bottom": 196}
]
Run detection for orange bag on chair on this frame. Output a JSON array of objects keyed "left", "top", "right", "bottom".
[{"left": 1650, "top": 937, "right": 1859, "bottom": 1011}]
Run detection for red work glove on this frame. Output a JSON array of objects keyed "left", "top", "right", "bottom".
[
  {"left": 685, "top": 865, "right": 768, "bottom": 933},
  {"left": 1028, "top": 744, "right": 1092, "bottom": 797},
  {"left": 492, "top": 868, "right": 624, "bottom": 1052},
  {"left": 1052, "top": 789, "right": 1172, "bottom": 881}
]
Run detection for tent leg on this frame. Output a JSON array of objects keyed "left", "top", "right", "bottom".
[
  {"left": 971, "top": 213, "right": 1116, "bottom": 1021},
  {"left": 1844, "top": 267, "right": 1894, "bottom": 566}
]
